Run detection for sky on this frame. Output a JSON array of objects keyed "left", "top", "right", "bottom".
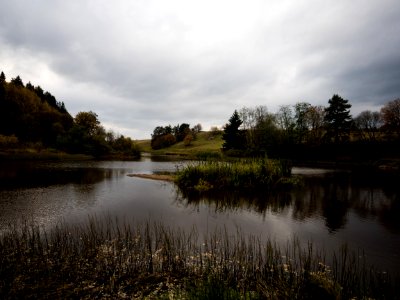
[{"left": 1, "top": 0, "right": 400, "bottom": 139}]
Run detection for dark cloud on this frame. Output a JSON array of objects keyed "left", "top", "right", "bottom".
[{"left": 1, "top": 0, "right": 400, "bottom": 138}]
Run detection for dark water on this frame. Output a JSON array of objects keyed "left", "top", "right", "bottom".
[{"left": 0, "top": 157, "right": 399, "bottom": 274}]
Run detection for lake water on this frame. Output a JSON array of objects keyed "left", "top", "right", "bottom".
[{"left": 0, "top": 157, "right": 399, "bottom": 274}]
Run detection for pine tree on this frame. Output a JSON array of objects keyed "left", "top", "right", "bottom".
[
  {"left": 0, "top": 72, "right": 6, "bottom": 102},
  {"left": 222, "top": 110, "right": 244, "bottom": 151},
  {"left": 324, "top": 94, "right": 352, "bottom": 143},
  {"left": 10, "top": 75, "right": 24, "bottom": 87},
  {"left": 0, "top": 71, "right": 6, "bottom": 84}
]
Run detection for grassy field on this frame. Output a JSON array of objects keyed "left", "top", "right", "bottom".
[
  {"left": 136, "top": 131, "right": 223, "bottom": 158},
  {"left": 1, "top": 217, "right": 396, "bottom": 299}
]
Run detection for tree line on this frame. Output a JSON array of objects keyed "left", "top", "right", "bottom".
[
  {"left": 151, "top": 123, "right": 202, "bottom": 149},
  {"left": 222, "top": 94, "right": 400, "bottom": 160},
  {"left": 0, "top": 71, "right": 140, "bottom": 158}
]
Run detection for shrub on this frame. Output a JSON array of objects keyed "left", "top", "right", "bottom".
[
  {"left": 184, "top": 133, "right": 194, "bottom": 147},
  {"left": 0, "top": 134, "right": 19, "bottom": 148}
]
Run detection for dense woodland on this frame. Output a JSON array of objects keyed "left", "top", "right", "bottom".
[{"left": 0, "top": 71, "right": 140, "bottom": 158}]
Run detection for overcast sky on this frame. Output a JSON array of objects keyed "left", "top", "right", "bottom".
[{"left": 1, "top": 0, "right": 400, "bottom": 139}]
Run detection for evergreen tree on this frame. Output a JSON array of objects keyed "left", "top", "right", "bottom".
[
  {"left": 0, "top": 72, "right": 5, "bottom": 93},
  {"left": 0, "top": 72, "right": 5, "bottom": 107},
  {"left": 10, "top": 75, "right": 24, "bottom": 87},
  {"left": 324, "top": 94, "right": 352, "bottom": 143},
  {"left": 222, "top": 110, "right": 244, "bottom": 151},
  {"left": 0, "top": 71, "right": 5, "bottom": 84},
  {"left": 174, "top": 123, "right": 190, "bottom": 142},
  {"left": 26, "top": 82, "right": 35, "bottom": 91}
]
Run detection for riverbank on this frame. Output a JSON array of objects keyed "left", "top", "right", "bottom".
[
  {"left": 0, "top": 149, "right": 93, "bottom": 161},
  {"left": 0, "top": 148, "right": 141, "bottom": 161},
  {"left": 127, "top": 173, "right": 175, "bottom": 181},
  {"left": 0, "top": 217, "right": 396, "bottom": 299}
]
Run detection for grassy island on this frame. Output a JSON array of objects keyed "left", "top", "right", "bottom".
[{"left": 175, "top": 159, "right": 295, "bottom": 192}]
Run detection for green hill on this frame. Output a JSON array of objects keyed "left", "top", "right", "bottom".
[
  {"left": 0, "top": 72, "right": 140, "bottom": 159},
  {"left": 136, "top": 131, "right": 223, "bottom": 157}
]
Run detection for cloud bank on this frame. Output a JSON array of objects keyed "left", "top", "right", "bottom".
[{"left": 1, "top": 0, "right": 400, "bottom": 138}]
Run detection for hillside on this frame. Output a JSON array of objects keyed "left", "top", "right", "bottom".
[
  {"left": 136, "top": 131, "right": 223, "bottom": 157},
  {"left": 0, "top": 73, "right": 73, "bottom": 147},
  {"left": 0, "top": 72, "right": 140, "bottom": 158}
]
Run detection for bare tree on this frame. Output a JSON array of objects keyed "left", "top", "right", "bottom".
[
  {"left": 276, "top": 105, "right": 295, "bottom": 132},
  {"left": 381, "top": 98, "right": 400, "bottom": 137},
  {"left": 307, "top": 105, "right": 326, "bottom": 144},
  {"left": 354, "top": 110, "right": 382, "bottom": 141}
]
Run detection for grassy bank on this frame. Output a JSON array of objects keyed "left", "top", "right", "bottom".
[
  {"left": 0, "top": 217, "right": 396, "bottom": 299},
  {"left": 0, "top": 147, "right": 142, "bottom": 161},
  {"left": 175, "top": 159, "right": 295, "bottom": 192},
  {"left": 0, "top": 148, "right": 93, "bottom": 161},
  {"left": 136, "top": 131, "right": 223, "bottom": 159}
]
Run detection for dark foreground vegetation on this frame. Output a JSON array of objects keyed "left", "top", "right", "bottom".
[
  {"left": 0, "top": 71, "right": 140, "bottom": 159},
  {"left": 0, "top": 218, "right": 397, "bottom": 299}
]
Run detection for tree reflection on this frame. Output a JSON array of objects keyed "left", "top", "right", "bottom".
[
  {"left": 380, "top": 181, "right": 400, "bottom": 233},
  {"left": 320, "top": 173, "right": 350, "bottom": 232},
  {"left": 175, "top": 188, "right": 292, "bottom": 215},
  {"left": 175, "top": 171, "right": 400, "bottom": 233},
  {"left": 0, "top": 162, "right": 124, "bottom": 189}
]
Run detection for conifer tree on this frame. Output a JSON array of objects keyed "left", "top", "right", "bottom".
[
  {"left": 222, "top": 110, "right": 244, "bottom": 151},
  {"left": 10, "top": 75, "right": 24, "bottom": 87},
  {"left": 324, "top": 94, "right": 352, "bottom": 143},
  {"left": 0, "top": 71, "right": 5, "bottom": 84}
]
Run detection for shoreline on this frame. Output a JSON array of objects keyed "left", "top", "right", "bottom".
[{"left": 127, "top": 173, "right": 175, "bottom": 181}]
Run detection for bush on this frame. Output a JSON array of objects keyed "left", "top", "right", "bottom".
[
  {"left": 184, "top": 133, "right": 194, "bottom": 146},
  {"left": 151, "top": 133, "right": 176, "bottom": 150},
  {"left": 0, "top": 134, "right": 19, "bottom": 148}
]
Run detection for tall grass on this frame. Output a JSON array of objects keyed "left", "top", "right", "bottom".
[
  {"left": 0, "top": 217, "right": 396, "bottom": 299},
  {"left": 175, "top": 158, "right": 295, "bottom": 191}
]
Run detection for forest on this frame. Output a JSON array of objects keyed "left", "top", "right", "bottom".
[{"left": 0, "top": 71, "right": 140, "bottom": 158}]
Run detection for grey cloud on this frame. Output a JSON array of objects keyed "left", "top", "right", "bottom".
[{"left": 1, "top": 0, "right": 400, "bottom": 138}]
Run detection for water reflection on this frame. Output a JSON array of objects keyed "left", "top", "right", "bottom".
[
  {"left": 0, "top": 159, "right": 399, "bottom": 273},
  {"left": 175, "top": 171, "right": 400, "bottom": 234},
  {"left": 0, "top": 161, "right": 119, "bottom": 189},
  {"left": 0, "top": 159, "right": 186, "bottom": 231},
  {"left": 0, "top": 162, "right": 127, "bottom": 230}
]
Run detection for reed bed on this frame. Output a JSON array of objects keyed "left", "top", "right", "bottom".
[
  {"left": 175, "top": 159, "right": 295, "bottom": 192},
  {"left": 0, "top": 217, "right": 396, "bottom": 299}
]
